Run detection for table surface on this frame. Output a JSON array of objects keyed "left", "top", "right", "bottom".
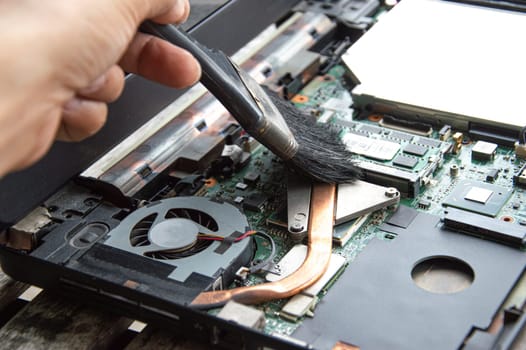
[{"left": 0, "top": 268, "right": 212, "bottom": 349}]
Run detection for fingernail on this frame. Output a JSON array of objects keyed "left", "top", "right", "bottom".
[
  {"left": 174, "top": 0, "right": 190, "bottom": 24},
  {"left": 191, "top": 57, "right": 202, "bottom": 85}
]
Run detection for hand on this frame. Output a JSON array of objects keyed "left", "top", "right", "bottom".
[{"left": 0, "top": 0, "right": 201, "bottom": 177}]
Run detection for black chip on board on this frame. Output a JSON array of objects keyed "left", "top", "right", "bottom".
[
  {"left": 243, "top": 194, "right": 266, "bottom": 212},
  {"left": 334, "top": 118, "right": 357, "bottom": 130},
  {"left": 418, "top": 200, "right": 431, "bottom": 209},
  {"left": 416, "top": 137, "right": 442, "bottom": 148},
  {"left": 393, "top": 155, "right": 418, "bottom": 169},
  {"left": 389, "top": 131, "right": 414, "bottom": 142},
  {"left": 243, "top": 172, "right": 260, "bottom": 185},
  {"left": 403, "top": 144, "right": 428, "bottom": 157},
  {"left": 385, "top": 205, "right": 418, "bottom": 228},
  {"left": 359, "top": 125, "right": 382, "bottom": 134},
  {"left": 485, "top": 169, "right": 499, "bottom": 182}
]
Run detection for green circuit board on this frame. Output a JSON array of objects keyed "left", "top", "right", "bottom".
[{"left": 202, "top": 63, "right": 526, "bottom": 337}]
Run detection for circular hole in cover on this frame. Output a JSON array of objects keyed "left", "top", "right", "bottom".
[{"left": 411, "top": 256, "right": 474, "bottom": 294}]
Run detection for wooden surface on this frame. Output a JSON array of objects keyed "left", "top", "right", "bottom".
[
  {"left": 125, "top": 327, "right": 209, "bottom": 350},
  {"left": 0, "top": 269, "right": 210, "bottom": 349},
  {"left": 0, "top": 290, "right": 131, "bottom": 349}
]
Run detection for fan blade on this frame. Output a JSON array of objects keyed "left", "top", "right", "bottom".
[
  {"left": 196, "top": 226, "right": 218, "bottom": 236},
  {"left": 129, "top": 242, "right": 166, "bottom": 255}
]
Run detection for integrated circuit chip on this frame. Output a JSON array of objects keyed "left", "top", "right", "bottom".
[
  {"left": 403, "top": 144, "right": 428, "bottom": 157},
  {"left": 358, "top": 125, "right": 382, "bottom": 134},
  {"left": 417, "top": 200, "right": 431, "bottom": 210},
  {"left": 393, "top": 155, "right": 418, "bottom": 169},
  {"left": 443, "top": 180, "right": 512, "bottom": 217},
  {"left": 389, "top": 131, "right": 414, "bottom": 142},
  {"left": 472, "top": 141, "right": 497, "bottom": 161},
  {"left": 464, "top": 187, "right": 493, "bottom": 204},
  {"left": 235, "top": 182, "right": 248, "bottom": 191},
  {"left": 415, "top": 137, "right": 442, "bottom": 148},
  {"left": 385, "top": 205, "right": 418, "bottom": 228},
  {"left": 243, "top": 194, "right": 267, "bottom": 212},
  {"left": 485, "top": 169, "right": 499, "bottom": 182},
  {"left": 342, "top": 133, "right": 400, "bottom": 160},
  {"left": 243, "top": 172, "right": 260, "bottom": 185},
  {"left": 334, "top": 118, "right": 357, "bottom": 130}
]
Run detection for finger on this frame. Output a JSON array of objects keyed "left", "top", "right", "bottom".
[
  {"left": 56, "top": 98, "right": 107, "bottom": 142},
  {"left": 119, "top": 33, "right": 201, "bottom": 88},
  {"left": 78, "top": 65, "right": 125, "bottom": 103},
  {"left": 125, "top": 0, "right": 190, "bottom": 25},
  {"left": 151, "top": 0, "right": 190, "bottom": 24}
]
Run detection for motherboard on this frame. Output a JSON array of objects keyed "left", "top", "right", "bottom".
[{"left": 201, "top": 63, "right": 526, "bottom": 344}]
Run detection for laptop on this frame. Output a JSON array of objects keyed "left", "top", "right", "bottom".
[{"left": 1, "top": 0, "right": 525, "bottom": 348}]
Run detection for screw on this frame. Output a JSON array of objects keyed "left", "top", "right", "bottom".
[
  {"left": 290, "top": 222, "right": 304, "bottom": 232},
  {"left": 385, "top": 187, "right": 398, "bottom": 198},
  {"left": 450, "top": 164, "right": 459, "bottom": 177}
]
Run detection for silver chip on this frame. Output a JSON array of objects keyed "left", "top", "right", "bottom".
[{"left": 464, "top": 187, "right": 493, "bottom": 204}]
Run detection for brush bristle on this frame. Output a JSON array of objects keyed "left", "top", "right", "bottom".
[{"left": 269, "top": 92, "right": 361, "bottom": 183}]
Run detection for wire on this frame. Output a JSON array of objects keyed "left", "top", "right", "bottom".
[
  {"left": 196, "top": 230, "right": 276, "bottom": 273},
  {"left": 197, "top": 230, "right": 257, "bottom": 242},
  {"left": 248, "top": 231, "right": 276, "bottom": 274}
]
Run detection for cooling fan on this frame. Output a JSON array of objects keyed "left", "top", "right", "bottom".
[{"left": 104, "top": 197, "right": 254, "bottom": 284}]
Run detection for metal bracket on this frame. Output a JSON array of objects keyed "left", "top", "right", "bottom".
[
  {"left": 287, "top": 172, "right": 312, "bottom": 242},
  {"left": 336, "top": 180, "right": 400, "bottom": 225}
]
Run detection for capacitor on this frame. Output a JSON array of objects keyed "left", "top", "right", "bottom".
[
  {"left": 242, "top": 136, "right": 251, "bottom": 153},
  {"left": 450, "top": 164, "right": 459, "bottom": 177}
]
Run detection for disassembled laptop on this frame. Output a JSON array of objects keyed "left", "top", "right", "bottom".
[{"left": 1, "top": 0, "right": 525, "bottom": 349}]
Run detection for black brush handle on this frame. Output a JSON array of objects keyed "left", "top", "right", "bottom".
[{"left": 140, "top": 21, "right": 264, "bottom": 129}]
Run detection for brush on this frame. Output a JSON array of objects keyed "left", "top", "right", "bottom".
[{"left": 140, "top": 22, "right": 360, "bottom": 183}]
